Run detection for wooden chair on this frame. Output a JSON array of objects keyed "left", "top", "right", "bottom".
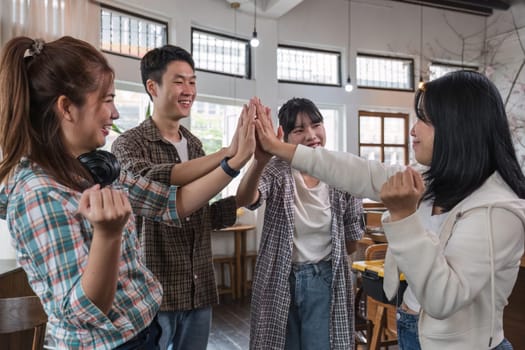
[
  {"left": 364, "top": 211, "right": 383, "bottom": 229},
  {"left": 0, "top": 296, "right": 47, "bottom": 350},
  {"left": 352, "top": 237, "right": 375, "bottom": 349},
  {"left": 365, "top": 243, "right": 388, "bottom": 260},
  {"left": 213, "top": 255, "right": 236, "bottom": 300},
  {"left": 364, "top": 244, "right": 398, "bottom": 350}
]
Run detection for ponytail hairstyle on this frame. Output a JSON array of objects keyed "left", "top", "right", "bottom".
[
  {"left": 0, "top": 36, "right": 114, "bottom": 190},
  {"left": 415, "top": 70, "right": 525, "bottom": 211}
]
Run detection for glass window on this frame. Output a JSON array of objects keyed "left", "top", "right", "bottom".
[
  {"left": 277, "top": 45, "right": 341, "bottom": 86},
  {"left": 191, "top": 28, "right": 251, "bottom": 78},
  {"left": 100, "top": 5, "right": 167, "bottom": 59},
  {"left": 358, "top": 110, "right": 409, "bottom": 165},
  {"left": 319, "top": 106, "right": 345, "bottom": 152},
  {"left": 190, "top": 98, "right": 243, "bottom": 200},
  {"left": 356, "top": 53, "right": 414, "bottom": 91},
  {"left": 103, "top": 85, "right": 150, "bottom": 151},
  {"left": 429, "top": 62, "right": 478, "bottom": 81}
]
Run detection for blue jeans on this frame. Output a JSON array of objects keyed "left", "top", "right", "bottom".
[
  {"left": 396, "top": 308, "right": 513, "bottom": 350},
  {"left": 157, "top": 307, "right": 212, "bottom": 350},
  {"left": 115, "top": 315, "right": 162, "bottom": 350},
  {"left": 492, "top": 339, "right": 513, "bottom": 350},
  {"left": 285, "top": 260, "right": 332, "bottom": 350},
  {"left": 396, "top": 308, "right": 421, "bottom": 350}
]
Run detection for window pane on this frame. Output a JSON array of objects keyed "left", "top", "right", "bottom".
[
  {"left": 277, "top": 46, "right": 341, "bottom": 86},
  {"left": 429, "top": 63, "right": 477, "bottom": 81},
  {"left": 320, "top": 108, "right": 337, "bottom": 151},
  {"left": 191, "top": 100, "right": 243, "bottom": 200},
  {"left": 356, "top": 54, "right": 414, "bottom": 90},
  {"left": 385, "top": 147, "right": 405, "bottom": 166},
  {"left": 103, "top": 87, "right": 150, "bottom": 151},
  {"left": 360, "top": 146, "right": 381, "bottom": 161},
  {"left": 360, "top": 116, "right": 381, "bottom": 144},
  {"left": 359, "top": 111, "right": 409, "bottom": 165},
  {"left": 100, "top": 6, "right": 167, "bottom": 59},
  {"left": 384, "top": 118, "right": 405, "bottom": 144},
  {"left": 192, "top": 28, "right": 250, "bottom": 78}
]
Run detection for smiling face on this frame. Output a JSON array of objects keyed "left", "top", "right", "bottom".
[
  {"left": 286, "top": 112, "right": 326, "bottom": 148},
  {"left": 61, "top": 81, "right": 119, "bottom": 157},
  {"left": 148, "top": 60, "right": 196, "bottom": 121},
  {"left": 411, "top": 118, "right": 434, "bottom": 166}
]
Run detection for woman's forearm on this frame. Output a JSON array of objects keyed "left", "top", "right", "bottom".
[{"left": 81, "top": 233, "right": 121, "bottom": 314}]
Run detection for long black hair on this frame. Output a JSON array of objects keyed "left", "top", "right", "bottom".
[{"left": 415, "top": 70, "right": 525, "bottom": 211}]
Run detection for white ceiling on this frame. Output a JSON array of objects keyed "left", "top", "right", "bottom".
[{"left": 224, "top": 0, "right": 304, "bottom": 18}]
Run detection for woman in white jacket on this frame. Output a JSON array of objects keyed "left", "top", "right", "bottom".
[{"left": 254, "top": 70, "right": 525, "bottom": 350}]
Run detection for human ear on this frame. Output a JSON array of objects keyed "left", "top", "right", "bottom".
[
  {"left": 146, "top": 79, "right": 158, "bottom": 98},
  {"left": 56, "top": 95, "right": 74, "bottom": 122}
]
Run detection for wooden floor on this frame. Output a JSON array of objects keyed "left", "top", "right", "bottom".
[
  {"left": 208, "top": 296, "right": 397, "bottom": 350},
  {"left": 208, "top": 297, "right": 251, "bottom": 350}
]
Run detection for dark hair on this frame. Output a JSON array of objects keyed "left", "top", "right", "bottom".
[
  {"left": 415, "top": 70, "right": 525, "bottom": 211},
  {"left": 140, "top": 45, "right": 195, "bottom": 100},
  {"left": 278, "top": 98, "right": 324, "bottom": 142},
  {"left": 0, "top": 36, "right": 114, "bottom": 190}
]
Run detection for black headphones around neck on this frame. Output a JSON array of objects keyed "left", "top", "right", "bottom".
[{"left": 77, "top": 150, "right": 121, "bottom": 187}]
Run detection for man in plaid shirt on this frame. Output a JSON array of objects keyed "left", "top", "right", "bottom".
[{"left": 112, "top": 45, "right": 245, "bottom": 350}]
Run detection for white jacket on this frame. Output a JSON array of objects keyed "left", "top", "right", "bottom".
[{"left": 291, "top": 145, "right": 525, "bottom": 350}]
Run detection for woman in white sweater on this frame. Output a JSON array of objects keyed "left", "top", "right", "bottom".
[{"left": 254, "top": 71, "right": 525, "bottom": 350}]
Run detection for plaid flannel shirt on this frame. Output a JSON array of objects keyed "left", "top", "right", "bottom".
[
  {"left": 247, "top": 157, "right": 364, "bottom": 350},
  {"left": 1, "top": 159, "right": 179, "bottom": 349},
  {"left": 112, "top": 118, "right": 236, "bottom": 311}
]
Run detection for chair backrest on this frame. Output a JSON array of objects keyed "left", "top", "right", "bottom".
[
  {"left": 365, "top": 243, "right": 388, "bottom": 260},
  {"left": 352, "top": 237, "right": 375, "bottom": 262},
  {"left": 364, "top": 211, "right": 383, "bottom": 229},
  {"left": 0, "top": 296, "right": 47, "bottom": 350}
]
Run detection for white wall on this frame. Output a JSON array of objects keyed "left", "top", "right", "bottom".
[
  {"left": 0, "top": 220, "right": 15, "bottom": 259},
  {"left": 484, "top": 3, "right": 525, "bottom": 167}
]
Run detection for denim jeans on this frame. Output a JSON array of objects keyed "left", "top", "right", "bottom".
[
  {"left": 157, "top": 307, "right": 212, "bottom": 350},
  {"left": 115, "top": 315, "right": 162, "bottom": 350},
  {"left": 492, "top": 338, "right": 513, "bottom": 350},
  {"left": 396, "top": 307, "right": 421, "bottom": 350},
  {"left": 285, "top": 260, "right": 332, "bottom": 350},
  {"left": 396, "top": 308, "right": 513, "bottom": 350}
]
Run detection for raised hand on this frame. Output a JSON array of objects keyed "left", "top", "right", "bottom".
[
  {"left": 233, "top": 102, "right": 256, "bottom": 166},
  {"left": 225, "top": 108, "right": 242, "bottom": 158},
  {"left": 253, "top": 99, "right": 277, "bottom": 165},
  {"left": 254, "top": 98, "right": 283, "bottom": 155},
  {"left": 380, "top": 167, "right": 425, "bottom": 221},
  {"left": 77, "top": 184, "right": 132, "bottom": 239}
]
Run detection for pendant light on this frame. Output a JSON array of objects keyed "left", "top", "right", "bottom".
[
  {"left": 344, "top": 0, "right": 353, "bottom": 92},
  {"left": 250, "top": 0, "right": 260, "bottom": 48},
  {"left": 418, "top": 4, "right": 425, "bottom": 89}
]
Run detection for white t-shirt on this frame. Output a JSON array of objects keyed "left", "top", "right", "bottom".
[
  {"left": 171, "top": 133, "right": 189, "bottom": 162},
  {"left": 291, "top": 169, "right": 332, "bottom": 263}
]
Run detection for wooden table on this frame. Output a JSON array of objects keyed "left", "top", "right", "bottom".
[{"left": 213, "top": 224, "right": 256, "bottom": 299}]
